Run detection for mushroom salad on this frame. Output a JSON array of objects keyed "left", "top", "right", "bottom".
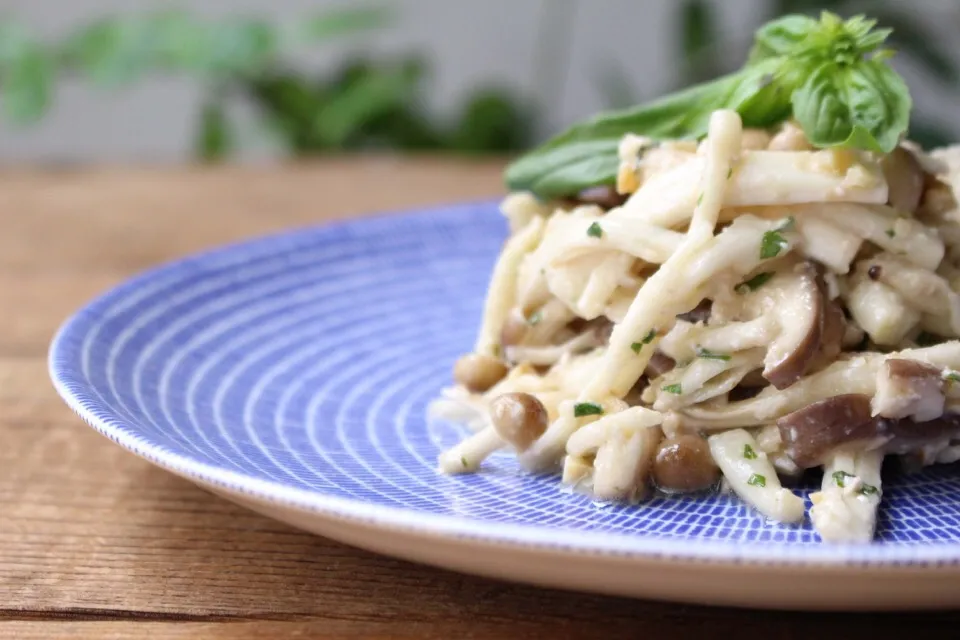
[{"left": 432, "top": 12, "right": 960, "bottom": 542}]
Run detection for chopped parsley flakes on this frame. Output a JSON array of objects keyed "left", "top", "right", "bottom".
[
  {"left": 661, "top": 383, "right": 682, "bottom": 394},
  {"left": 945, "top": 371, "right": 960, "bottom": 383},
  {"left": 832, "top": 470, "right": 855, "bottom": 488},
  {"left": 586, "top": 221, "right": 604, "bottom": 238},
  {"left": 743, "top": 444, "right": 757, "bottom": 460},
  {"left": 631, "top": 329, "right": 657, "bottom": 353},
  {"left": 527, "top": 310, "right": 542, "bottom": 326},
  {"left": 759, "top": 217, "right": 795, "bottom": 260},
  {"left": 760, "top": 230, "right": 789, "bottom": 259},
  {"left": 747, "top": 473, "right": 766, "bottom": 488},
  {"left": 573, "top": 402, "right": 604, "bottom": 417},
  {"left": 885, "top": 228, "right": 896, "bottom": 238},
  {"left": 735, "top": 271, "right": 774, "bottom": 294},
  {"left": 859, "top": 484, "right": 880, "bottom": 496},
  {"left": 460, "top": 455, "right": 469, "bottom": 468},
  {"left": 696, "top": 346, "right": 731, "bottom": 361}
]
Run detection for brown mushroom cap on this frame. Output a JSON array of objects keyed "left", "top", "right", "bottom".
[
  {"left": 777, "top": 394, "right": 875, "bottom": 468},
  {"left": 644, "top": 351, "right": 676, "bottom": 379},
  {"left": 881, "top": 146, "right": 926, "bottom": 215},
  {"left": 569, "top": 186, "right": 629, "bottom": 210},
  {"left": 652, "top": 434, "right": 719, "bottom": 493},
  {"left": 453, "top": 354, "right": 509, "bottom": 393},
  {"left": 873, "top": 358, "right": 945, "bottom": 422},
  {"left": 778, "top": 393, "right": 960, "bottom": 468},
  {"left": 762, "top": 262, "right": 824, "bottom": 390},
  {"left": 677, "top": 299, "right": 712, "bottom": 325},
  {"left": 489, "top": 392, "right": 549, "bottom": 451}
]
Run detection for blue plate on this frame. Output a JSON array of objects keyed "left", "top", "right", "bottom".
[{"left": 49, "top": 201, "right": 960, "bottom": 609}]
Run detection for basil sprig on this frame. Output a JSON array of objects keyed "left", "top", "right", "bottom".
[{"left": 506, "top": 12, "right": 911, "bottom": 199}]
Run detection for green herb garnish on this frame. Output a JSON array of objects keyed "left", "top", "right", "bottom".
[
  {"left": 505, "top": 12, "right": 910, "bottom": 199},
  {"left": 630, "top": 329, "right": 657, "bottom": 354},
  {"left": 527, "top": 310, "right": 542, "bottom": 326},
  {"left": 573, "top": 402, "right": 604, "bottom": 417},
  {"left": 696, "top": 346, "right": 731, "bottom": 361},
  {"left": 735, "top": 271, "right": 775, "bottom": 294},
  {"left": 662, "top": 383, "right": 683, "bottom": 394},
  {"left": 696, "top": 193, "right": 703, "bottom": 205},
  {"left": 747, "top": 473, "right": 766, "bottom": 487},
  {"left": 832, "top": 470, "right": 855, "bottom": 488},
  {"left": 743, "top": 444, "right": 757, "bottom": 460},
  {"left": 859, "top": 483, "right": 880, "bottom": 496},
  {"left": 760, "top": 229, "right": 790, "bottom": 259},
  {"left": 460, "top": 456, "right": 469, "bottom": 468},
  {"left": 885, "top": 228, "right": 896, "bottom": 238},
  {"left": 727, "top": 167, "right": 733, "bottom": 179},
  {"left": 586, "top": 222, "right": 603, "bottom": 238}
]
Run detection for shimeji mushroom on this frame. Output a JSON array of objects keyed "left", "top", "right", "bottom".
[
  {"left": 880, "top": 146, "right": 927, "bottom": 216},
  {"left": 652, "top": 434, "right": 720, "bottom": 493},
  {"left": 438, "top": 392, "right": 548, "bottom": 474},
  {"left": 563, "top": 407, "right": 663, "bottom": 500},
  {"left": 810, "top": 449, "right": 884, "bottom": 543},
  {"left": 873, "top": 358, "right": 945, "bottom": 422},
  {"left": 759, "top": 262, "right": 825, "bottom": 389},
  {"left": 707, "top": 428, "right": 804, "bottom": 523},
  {"left": 777, "top": 393, "right": 960, "bottom": 469}
]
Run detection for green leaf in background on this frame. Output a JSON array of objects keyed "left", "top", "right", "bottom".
[
  {"left": 204, "top": 19, "right": 276, "bottom": 76},
  {"left": 0, "top": 20, "right": 32, "bottom": 64},
  {"left": 149, "top": 10, "right": 209, "bottom": 71},
  {"left": 63, "top": 18, "right": 155, "bottom": 86},
  {"left": 312, "top": 57, "right": 423, "bottom": 147},
  {"left": 291, "top": 6, "right": 392, "bottom": 44},
  {"left": 2, "top": 45, "right": 53, "bottom": 124},
  {"left": 680, "top": 0, "right": 721, "bottom": 84},
  {"left": 196, "top": 97, "right": 232, "bottom": 161},
  {"left": 451, "top": 88, "right": 532, "bottom": 152},
  {"left": 246, "top": 73, "right": 328, "bottom": 152}
]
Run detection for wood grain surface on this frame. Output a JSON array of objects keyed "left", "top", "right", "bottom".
[{"left": 2, "top": 158, "right": 959, "bottom": 639}]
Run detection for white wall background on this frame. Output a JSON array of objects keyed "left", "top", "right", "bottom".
[{"left": 2, "top": 0, "right": 960, "bottom": 164}]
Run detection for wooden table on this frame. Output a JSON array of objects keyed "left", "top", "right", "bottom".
[{"left": 2, "top": 158, "right": 959, "bottom": 639}]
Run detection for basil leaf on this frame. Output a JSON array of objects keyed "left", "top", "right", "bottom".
[
  {"left": 506, "top": 60, "right": 790, "bottom": 198},
  {"left": 505, "top": 76, "right": 733, "bottom": 197},
  {"left": 792, "top": 59, "right": 910, "bottom": 153},
  {"left": 748, "top": 14, "right": 818, "bottom": 64}
]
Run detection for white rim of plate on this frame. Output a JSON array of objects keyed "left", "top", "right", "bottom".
[{"left": 46, "top": 203, "right": 960, "bottom": 569}]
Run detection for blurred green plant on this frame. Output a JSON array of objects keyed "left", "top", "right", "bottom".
[
  {"left": 0, "top": 7, "right": 534, "bottom": 161},
  {"left": 669, "top": 0, "right": 960, "bottom": 147}
]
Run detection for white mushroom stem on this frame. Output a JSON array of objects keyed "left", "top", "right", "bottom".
[
  {"left": 564, "top": 407, "right": 664, "bottom": 501},
  {"left": 679, "top": 342, "right": 960, "bottom": 429},
  {"left": 592, "top": 427, "right": 662, "bottom": 501},
  {"left": 438, "top": 425, "right": 502, "bottom": 474},
  {"left": 810, "top": 449, "right": 883, "bottom": 543},
  {"left": 708, "top": 429, "right": 804, "bottom": 524}
]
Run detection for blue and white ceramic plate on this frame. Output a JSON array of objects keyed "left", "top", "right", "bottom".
[{"left": 50, "top": 201, "right": 960, "bottom": 610}]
